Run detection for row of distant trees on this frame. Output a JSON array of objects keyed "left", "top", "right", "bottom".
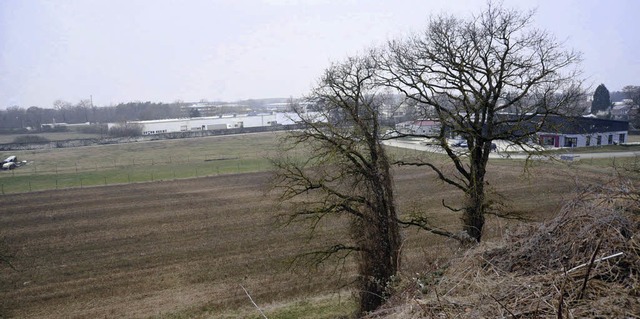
[
  {"left": 0, "top": 101, "right": 188, "bottom": 133},
  {"left": 0, "top": 97, "right": 297, "bottom": 134}
]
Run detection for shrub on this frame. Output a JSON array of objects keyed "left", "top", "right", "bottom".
[
  {"left": 108, "top": 123, "right": 143, "bottom": 137},
  {"left": 12, "top": 135, "right": 49, "bottom": 143},
  {"left": 41, "top": 126, "right": 69, "bottom": 133},
  {"left": 78, "top": 124, "right": 108, "bottom": 134}
]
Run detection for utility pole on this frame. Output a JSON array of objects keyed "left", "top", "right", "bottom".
[{"left": 90, "top": 94, "right": 94, "bottom": 123}]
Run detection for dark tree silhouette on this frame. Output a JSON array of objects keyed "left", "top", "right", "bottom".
[
  {"left": 592, "top": 84, "right": 611, "bottom": 114},
  {"left": 273, "top": 55, "right": 401, "bottom": 315}
]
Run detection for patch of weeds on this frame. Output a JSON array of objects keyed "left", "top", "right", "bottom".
[{"left": 413, "top": 266, "right": 448, "bottom": 294}]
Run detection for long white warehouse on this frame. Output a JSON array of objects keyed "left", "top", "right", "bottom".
[{"left": 108, "top": 112, "right": 303, "bottom": 135}]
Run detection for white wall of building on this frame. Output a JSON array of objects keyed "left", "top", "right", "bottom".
[
  {"left": 108, "top": 112, "right": 304, "bottom": 135},
  {"left": 539, "top": 131, "right": 628, "bottom": 148}
]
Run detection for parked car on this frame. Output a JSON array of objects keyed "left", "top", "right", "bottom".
[
  {"left": 2, "top": 155, "right": 20, "bottom": 170},
  {"left": 452, "top": 140, "right": 468, "bottom": 148},
  {"left": 3, "top": 155, "right": 17, "bottom": 164},
  {"left": 1, "top": 162, "right": 16, "bottom": 170}
]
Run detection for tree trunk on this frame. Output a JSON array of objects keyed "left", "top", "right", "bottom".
[
  {"left": 464, "top": 145, "right": 487, "bottom": 242},
  {"left": 464, "top": 187, "right": 485, "bottom": 242},
  {"left": 358, "top": 210, "right": 400, "bottom": 314},
  {"left": 357, "top": 155, "right": 401, "bottom": 315}
]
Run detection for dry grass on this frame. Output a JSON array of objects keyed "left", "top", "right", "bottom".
[
  {"left": 0, "top": 132, "right": 103, "bottom": 144},
  {"left": 366, "top": 177, "right": 640, "bottom": 318}
]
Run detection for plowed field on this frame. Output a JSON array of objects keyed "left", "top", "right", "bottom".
[{"left": 0, "top": 163, "right": 597, "bottom": 318}]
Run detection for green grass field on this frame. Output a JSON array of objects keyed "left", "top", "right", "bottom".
[
  {"left": 0, "top": 133, "right": 282, "bottom": 194},
  {"left": 2, "top": 132, "right": 638, "bottom": 194}
]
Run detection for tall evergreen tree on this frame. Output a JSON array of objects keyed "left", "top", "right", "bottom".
[{"left": 592, "top": 83, "right": 611, "bottom": 114}]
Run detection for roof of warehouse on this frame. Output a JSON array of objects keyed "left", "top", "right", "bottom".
[{"left": 539, "top": 116, "right": 629, "bottom": 134}]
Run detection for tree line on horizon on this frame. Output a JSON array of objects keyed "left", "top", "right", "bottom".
[
  {"left": 0, "top": 101, "right": 186, "bottom": 133},
  {"left": 0, "top": 97, "right": 295, "bottom": 134}
]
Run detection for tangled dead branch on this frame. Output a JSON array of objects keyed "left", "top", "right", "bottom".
[{"left": 365, "top": 179, "right": 640, "bottom": 318}]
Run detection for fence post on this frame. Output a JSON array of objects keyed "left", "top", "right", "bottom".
[
  {"left": 128, "top": 174, "right": 131, "bottom": 183},
  {"left": 80, "top": 178, "right": 83, "bottom": 188},
  {"left": 104, "top": 176, "right": 107, "bottom": 185},
  {"left": 29, "top": 181, "right": 32, "bottom": 192},
  {"left": 56, "top": 179, "right": 58, "bottom": 189},
  {"left": 1, "top": 184, "right": 3, "bottom": 195}
]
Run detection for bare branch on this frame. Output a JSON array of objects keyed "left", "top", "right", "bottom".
[
  {"left": 396, "top": 217, "right": 472, "bottom": 244},
  {"left": 379, "top": 1, "right": 582, "bottom": 241},
  {"left": 272, "top": 54, "right": 402, "bottom": 314}
]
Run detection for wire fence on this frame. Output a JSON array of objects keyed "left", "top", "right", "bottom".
[{"left": 0, "top": 155, "right": 273, "bottom": 195}]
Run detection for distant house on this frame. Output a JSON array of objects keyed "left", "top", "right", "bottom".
[
  {"left": 397, "top": 115, "right": 628, "bottom": 148},
  {"left": 537, "top": 116, "right": 628, "bottom": 148},
  {"left": 396, "top": 120, "right": 441, "bottom": 136},
  {"left": 611, "top": 99, "right": 638, "bottom": 121},
  {"left": 611, "top": 104, "right": 631, "bottom": 121}
]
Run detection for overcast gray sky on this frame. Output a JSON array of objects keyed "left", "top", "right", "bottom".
[{"left": 1, "top": 0, "right": 638, "bottom": 108}]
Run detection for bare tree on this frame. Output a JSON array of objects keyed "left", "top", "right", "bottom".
[
  {"left": 623, "top": 85, "right": 640, "bottom": 106},
  {"left": 623, "top": 85, "right": 640, "bottom": 128},
  {"left": 273, "top": 55, "right": 401, "bottom": 315},
  {"left": 379, "top": 2, "right": 582, "bottom": 242},
  {"left": 53, "top": 99, "right": 72, "bottom": 123}
]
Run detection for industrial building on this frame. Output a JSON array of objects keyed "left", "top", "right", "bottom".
[
  {"left": 537, "top": 116, "right": 629, "bottom": 148},
  {"left": 396, "top": 116, "right": 629, "bottom": 148},
  {"left": 107, "top": 112, "right": 303, "bottom": 135}
]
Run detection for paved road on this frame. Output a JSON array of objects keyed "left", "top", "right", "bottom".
[
  {"left": 557, "top": 151, "right": 640, "bottom": 159},
  {"left": 382, "top": 138, "right": 640, "bottom": 161}
]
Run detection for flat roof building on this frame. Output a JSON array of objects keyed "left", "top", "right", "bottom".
[{"left": 107, "top": 112, "right": 304, "bottom": 135}]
